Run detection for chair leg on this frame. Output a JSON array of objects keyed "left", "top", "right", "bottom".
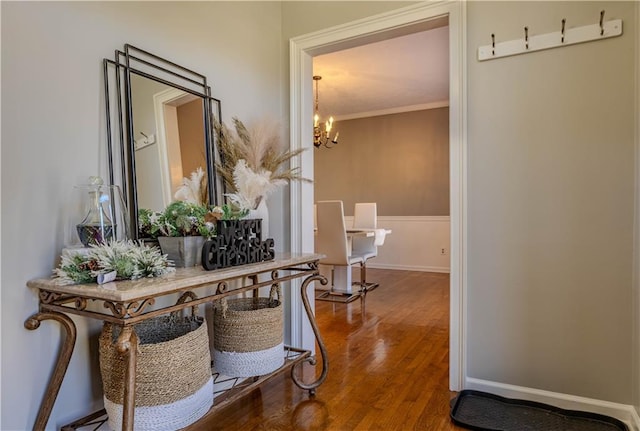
[
  {"left": 358, "top": 260, "right": 379, "bottom": 295},
  {"left": 315, "top": 261, "right": 379, "bottom": 305},
  {"left": 316, "top": 266, "right": 361, "bottom": 304}
]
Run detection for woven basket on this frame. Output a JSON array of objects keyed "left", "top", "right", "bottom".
[
  {"left": 213, "top": 286, "right": 283, "bottom": 377},
  {"left": 99, "top": 315, "right": 213, "bottom": 431}
]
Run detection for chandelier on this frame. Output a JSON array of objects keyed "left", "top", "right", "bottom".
[{"left": 313, "top": 76, "right": 339, "bottom": 149}]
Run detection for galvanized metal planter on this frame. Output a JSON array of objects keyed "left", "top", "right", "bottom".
[{"left": 158, "top": 236, "right": 205, "bottom": 267}]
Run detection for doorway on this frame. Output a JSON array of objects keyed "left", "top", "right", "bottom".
[
  {"left": 289, "top": 2, "right": 466, "bottom": 391},
  {"left": 153, "top": 89, "right": 206, "bottom": 208},
  {"left": 312, "top": 24, "right": 450, "bottom": 274}
]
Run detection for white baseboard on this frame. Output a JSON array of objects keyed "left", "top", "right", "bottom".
[
  {"left": 465, "top": 377, "right": 640, "bottom": 430},
  {"left": 632, "top": 407, "right": 640, "bottom": 431},
  {"left": 367, "top": 262, "right": 450, "bottom": 273}
]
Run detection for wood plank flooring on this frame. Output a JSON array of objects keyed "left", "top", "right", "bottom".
[{"left": 193, "top": 269, "right": 464, "bottom": 431}]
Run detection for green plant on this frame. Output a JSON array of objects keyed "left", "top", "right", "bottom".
[
  {"left": 218, "top": 203, "right": 249, "bottom": 221},
  {"left": 138, "top": 208, "right": 163, "bottom": 239},
  {"left": 138, "top": 202, "right": 249, "bottom": 240},
  {"left": 54, "top": 240, "right": 174, "bottom": 285},
  {"left": 158, "top": 201, "right": 214, "bottom": 238}
]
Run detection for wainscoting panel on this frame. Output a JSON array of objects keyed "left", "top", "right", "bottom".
[{"left": 344, "top": 215, "right": 451, "bottom": 273}]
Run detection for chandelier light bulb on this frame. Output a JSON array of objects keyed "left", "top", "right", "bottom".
[
  {"left": 313, "top": 75, "right": 340, "bottom": 149},
  {"left": 326, "top": 117, "right": 333, "bottom": 133}
]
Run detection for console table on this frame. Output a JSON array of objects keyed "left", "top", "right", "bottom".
[{"left": 25, "top": 252, "right": 327, "bottom": 431}]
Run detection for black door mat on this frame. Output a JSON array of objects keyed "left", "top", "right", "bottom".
[{"left": 450, "top": 390, "right": 628, "bottom": 431}]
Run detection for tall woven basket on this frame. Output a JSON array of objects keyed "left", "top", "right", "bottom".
[
  {"left": 99, "top": 315, "right": 213, "bottom": 431},
  {"left": 213, "top": 286, "right": 284, "bottom": 377}
]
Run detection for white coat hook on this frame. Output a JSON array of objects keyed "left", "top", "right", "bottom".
[
  {"left": 135, "top": 131, "right": 155, "bottom": 150},
  {"left": 477, "top": 13, "right": 622, "bottom": 61}
]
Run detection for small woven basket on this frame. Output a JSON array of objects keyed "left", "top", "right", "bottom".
[
  {"left": 213, "top": 286, "right": 284, "bottom": 377},
  {"left": 99, "top": 315, "right": 213, "bottom": 431}
]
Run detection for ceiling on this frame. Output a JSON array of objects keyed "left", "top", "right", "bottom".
[{"left": 312, "top": 25, "right": 450, "bottom": 120}]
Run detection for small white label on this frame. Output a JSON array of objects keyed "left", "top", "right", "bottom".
[{"left": 97, "top": 270, "right": 117, "bottom": 285}]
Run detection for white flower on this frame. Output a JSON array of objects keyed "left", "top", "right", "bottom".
[
  {"left": 174, "top": 167, "right": 206, "bottom": 205},
  {"left": 225, "top": 159, "right": 285, "bottom": 211}
]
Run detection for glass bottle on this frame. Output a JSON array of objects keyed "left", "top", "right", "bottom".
[
  {"left": 76, "top": 186, "right": 114, "bottom": 246},
  {"left": 65, "top": 176, "right": 130, "bottom": 248}
]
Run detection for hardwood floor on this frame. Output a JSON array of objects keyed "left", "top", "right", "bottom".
[{"left": 193, "top": 269, "right": 464, "bottom": 431}]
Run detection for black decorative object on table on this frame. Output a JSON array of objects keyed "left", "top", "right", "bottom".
[
  {"left": 201, "top": 219, "right": 275, "bottom": 270},
  {"left": 450, "top": 390, "right": 628, "bottom": 431}
]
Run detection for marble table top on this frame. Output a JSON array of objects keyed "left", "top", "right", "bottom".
[{"left": 27, "top": 252, "right": 322, "bottom": 302}]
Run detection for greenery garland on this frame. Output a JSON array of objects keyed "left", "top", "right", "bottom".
[{"left": 54, "top": 240, "right": 175, "bottom": 285}]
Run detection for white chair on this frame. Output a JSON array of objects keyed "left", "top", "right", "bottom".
[
  {"left": 314, "top": 200, "right": 366, "bottom": 303},
  {"left": 352, "top": 202, "right": 385, "bottom": 294}
]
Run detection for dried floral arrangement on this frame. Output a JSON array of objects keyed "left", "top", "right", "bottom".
[
  {"left": 214, "top": 117, "right": 310, "bottom": 211},
  {"left": 54, "top": 240, "right": 175, "bottom": 285}
]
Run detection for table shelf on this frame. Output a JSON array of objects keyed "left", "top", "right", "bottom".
[
  {"left": 25, "top": 253, "right": 328, "bottom": 431},
  {"left": 60, "top": 346, "right": 311, "bottom": 430}
]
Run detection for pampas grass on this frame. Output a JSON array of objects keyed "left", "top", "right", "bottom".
[
  {"left": 225, "top": 160, "right": 286, "bottom": 211},
  {"left": 174, "top": 167, "right": 208, "bottom": 206},
  {"left": 215, "top": 117, "right": 309, "bottom": 194}
]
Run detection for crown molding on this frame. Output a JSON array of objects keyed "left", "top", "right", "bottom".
[{"left": 334, "top": 100, "right": 449, "bottom": 121}]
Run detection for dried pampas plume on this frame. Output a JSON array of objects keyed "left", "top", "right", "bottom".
[
  {"left": 225, "top": 160, "right": 286, "bottom": 211},
  {"left": 215, "top": 117, "right": 309, "bottom": 194},
  {"left": 174, "top": 167, "right": 208, "bottom": 206}
]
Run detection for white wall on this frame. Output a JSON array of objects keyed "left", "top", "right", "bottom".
[
  {"left": 344, "top": 216, "right": 451, "bottom": 272},
  {"left": 130, "top": 75, "right": 168, "bottom": 212},
  {"left": 1, "top": 2, "right": 284, "bottom": 429},
  {"left": 466, "top": 1, "right": 636, "bottom": 404}
]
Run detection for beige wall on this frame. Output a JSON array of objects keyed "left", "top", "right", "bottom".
[
  {"left": 177, "top": 98, "right": 206, "bottom": 184},
  {"left": 281, "top": 1, "right": 416, "bottom": 38},
  {"left": 314, "top": 108, "right": 449, "bottom": 216},
  {"left": 467, "top": 1, "right": 636, "bottom": 403}
]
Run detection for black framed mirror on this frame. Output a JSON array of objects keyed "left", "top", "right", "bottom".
[{"left": 103, "top": 44, "right": 222, "bottom": 240}]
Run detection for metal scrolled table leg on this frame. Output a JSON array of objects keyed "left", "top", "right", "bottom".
[
  {"left": 291, "top": 273, "right": 329, "bottom": 395},
  {"left": 24, "top": 311, "right": 77, "bottom": 431},
  {"left": 116, "top": 326, "right": 139, "bottom": 431}
]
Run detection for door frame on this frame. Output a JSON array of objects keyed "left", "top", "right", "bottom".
[
  {"left": 289, "top": 1, "right": 467, "bottom": 390},
  {"left": 153, "top": 88, "right": 192, "bottom": 207}
]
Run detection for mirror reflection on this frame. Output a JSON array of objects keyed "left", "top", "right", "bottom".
[{"left": 130, "top": 73, "right": 209, "bottom": 212}]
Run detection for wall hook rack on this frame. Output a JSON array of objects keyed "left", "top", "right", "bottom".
[
  {"left": 135, "top": 131, "right": 155, "bottom": 151},
  {"left": 478, "top": 11, "right": 622, "bottom": 61}
]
